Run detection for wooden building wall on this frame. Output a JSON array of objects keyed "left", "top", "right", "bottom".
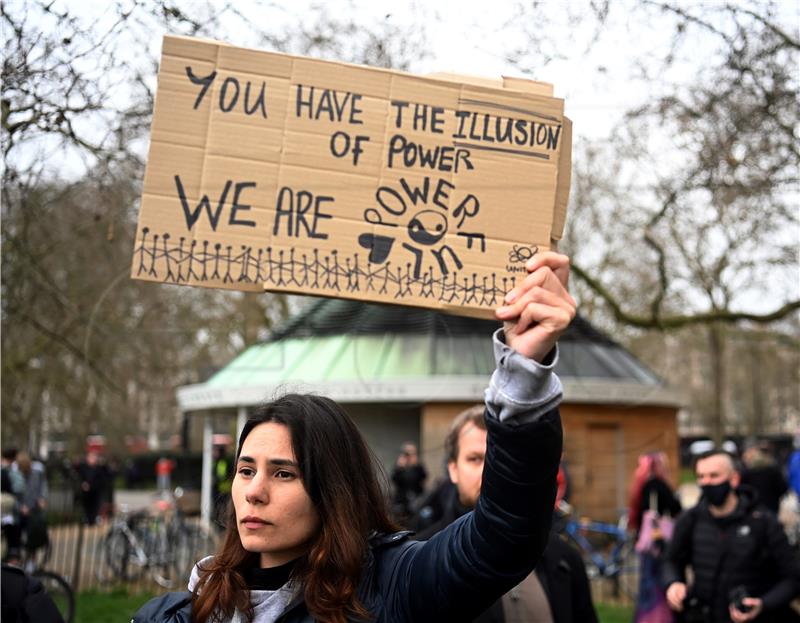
[
  {"left": 560, "top": 404, "right": 679, "bottom": 522},
  {"left": 420, "top": 401, "right": 480, "bottom": 482}
]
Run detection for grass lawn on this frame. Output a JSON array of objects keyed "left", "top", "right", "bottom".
[
  {"left": 76, "top": 589, "right": 634, "bottom": 623},
  {"left": 596, "top": 601, "right": 634, "bottom": 623},
  {"left": 76, "top": 589, "right": 157, "bottom": 623}
]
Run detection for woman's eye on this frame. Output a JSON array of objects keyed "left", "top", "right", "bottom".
[
  {"left": 275, "top": 470, "right": 295, "bottom": 480},
  {"left": 238, "top": 467, "right": 255, "bottom": 477}
]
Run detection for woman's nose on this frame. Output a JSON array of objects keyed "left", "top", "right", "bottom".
[{"left": 244, "top": 476, "right": 268, "bottom": 505}]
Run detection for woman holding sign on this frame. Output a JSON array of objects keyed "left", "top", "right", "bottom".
[{"left": 133, "top": 252, "right": 575, "bottom": 623}]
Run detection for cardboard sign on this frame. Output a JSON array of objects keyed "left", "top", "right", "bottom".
[{"left": 132, "top": 35, "right": 572, "bottom": 318}]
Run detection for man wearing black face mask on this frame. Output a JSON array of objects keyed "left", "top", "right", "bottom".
[{"left": 663, "top": 450, "right": 800, "bottom": 623}]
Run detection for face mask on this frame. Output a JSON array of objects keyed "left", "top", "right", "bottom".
[{"left": 701, "top": 480, "right": 732, "bottom": 507}]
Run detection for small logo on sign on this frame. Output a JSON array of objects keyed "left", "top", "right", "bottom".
[{"left": 508, "top": 244, "right": 538, "bottom": 264}]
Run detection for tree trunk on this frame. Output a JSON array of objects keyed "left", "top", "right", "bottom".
[
  {"left": 708, "top": 323, "right": 726, "bottom": 445},
  {"left": 749, "top": 339, "right": 764, "bottom": 436}
]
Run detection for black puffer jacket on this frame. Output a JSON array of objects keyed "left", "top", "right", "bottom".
[
  {"left": 1, "top": 564, "right": 66, "bottom": 623},
  {"left": 134, "top": 408, "right": 563, "bottom": 623},
  {"left": 663, "top": 486, "right": 800, "bottom": 623},
  {"left": 417, "top": 502, "right": 597, "bottom": 623}
]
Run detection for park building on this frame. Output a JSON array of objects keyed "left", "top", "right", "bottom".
[{"left": 177, "top": 298, "right": 681, "bottom": 525}]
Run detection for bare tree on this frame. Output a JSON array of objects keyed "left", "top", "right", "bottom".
[
  {"left": 1, "top": 0, "right": 429, "bottom": 454},
  {"left": 509, "top": 0, "right": 799, "bottom": 441}
]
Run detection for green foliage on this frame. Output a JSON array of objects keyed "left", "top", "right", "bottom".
[
  {"left": 76, "top": 589, "right": 157, "bottom": 623},
  {"left": 596, "top": 601, "right": 635, "bottom": 623},
  {"left": 75, "top": 590, "right": 633, "bottom": 623}
]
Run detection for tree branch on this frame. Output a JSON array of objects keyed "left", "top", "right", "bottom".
[
  {"left": 643, "top": 1, "right": 734, "bottom": 46},
  {"left": 572, "top": 262, "right": 800, "bottom": 329},
  {"left": 730, "top": 4, "right": 800, "bottom": 49},
  {"left": 25, "top": 315, "right": 126, "bottom": 396}
]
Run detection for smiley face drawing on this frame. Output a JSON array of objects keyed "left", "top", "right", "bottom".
[{"left": 358, "top": 178, "right": 485, "bottom": 278}]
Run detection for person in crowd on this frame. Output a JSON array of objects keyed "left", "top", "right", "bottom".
[
  {"left": 11, "top": 453, "right": 49, "bottom": 555},
  {"left": 629, "top": 452, "right": 682, "bottom": 623},
  {"left": 409, "top": 477, "right": 457, "bottom": 533},
  {"left": 788, "top": 436, "right": 800, "bottom": 548},
  {"left": 212, "top": 444, "right": 233, "bottom": 528},
  {"left": 156, "top": 456, "right": 177, "bottom": 493},
  {"left": 1, "top": 448, "right": 22, "bottom": 561},
  {"left": 102, "top": 456, "right": 120, "bottom": 519},
  {"left": 133, "top": 251, "right": 574, "bottom": 623},
  {"left": 628, "top": 452, "right": 682, "bottom": 535},
  {"left": 740, "top": 440, "right": 788, "bottom": 515},
  {"left": 124, "top": 457, "right": 141, "bottom": 489},
  {"left": 556, "top": 457, "right": 571, "bottom": 508},
  {"left": 415, "top": 404, "right": 598, "bottom": 623},
  {"left": 75, "top": 451, "right": 105, "bottom": 525},
  {"left": 1, "top": 448, "right": 16, "bottom": 495},
  {"left": 10, "top": 453, "right": 48, "bottom": 517},
  {"left": 789, "top": 435, "right": 800, "bottom": 499},
  {"left": 664, "top": 450, "right": 800, "bottom": 623},
  {"left": 390, "top": 442, "right": 428, "bottom": 521}
]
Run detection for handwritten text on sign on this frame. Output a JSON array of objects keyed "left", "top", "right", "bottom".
[{"left": 132, "top": 36, "right": 571, "bottom": 317}]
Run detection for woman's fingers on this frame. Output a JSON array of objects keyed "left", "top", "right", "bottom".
[
  {"left": 497, "top": 273, "right": 575, "bottom": 321},
  {"left": 526, "top": 251, "right": 570, "bottom": 288},
  {"left": 503, "top": 253, "right": 573, "bottom": 307},
  {"left": 494, "top": 251, "right": 576, "bottom": 362}
]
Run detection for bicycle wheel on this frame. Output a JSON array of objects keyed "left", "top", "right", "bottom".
[
  {"left": 148, "top": 524, "right": 180, "bottom": 589},
  {"left": 175, "top": 523, "right": 216, "bottom": 578},
  {"left": 95, "top": 529, "right": 119, "bottom": 584},
  {"left": 142, "top": 518, "right": 178, "bottom": 588},
  {"left": 103, "top": 528, "right": 143, "bottom": 582},
  {"left": 32, "top": 570, "right": 75, "bottom": 623}
]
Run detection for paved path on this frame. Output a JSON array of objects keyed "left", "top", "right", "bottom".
[{"left": 114, "top": 489, "right": 161, "bottom": 512}]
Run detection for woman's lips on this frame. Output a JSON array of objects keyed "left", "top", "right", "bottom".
[{"left": 241, "top": 516, "right": 270, "bottom": 529}]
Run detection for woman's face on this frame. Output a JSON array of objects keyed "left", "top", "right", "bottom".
[{"left": 232, "top": 422, "right": 321, "bottom": 568}]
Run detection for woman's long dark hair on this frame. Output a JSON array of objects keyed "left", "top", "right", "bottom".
[{"left": 191, "top": 394, "right": 399, "bottom": 623}]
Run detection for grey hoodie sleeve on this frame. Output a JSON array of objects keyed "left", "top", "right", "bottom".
[{"left": 484, "top": 328, "right": 562, "bottom": 424}]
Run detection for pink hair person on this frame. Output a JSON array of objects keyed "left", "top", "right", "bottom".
[{"left": 628, "top": 452, "right": 669, "bottom": 532}]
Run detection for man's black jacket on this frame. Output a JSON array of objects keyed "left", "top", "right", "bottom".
[{"left": 663, "top": 485, "right": 800, "bottom": 623}]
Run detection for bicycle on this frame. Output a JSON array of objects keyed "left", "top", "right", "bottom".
[
  {"left": 170, "top": 487, "right": 218, "bottom": 579},
  {"left": 97, "top": 492, "right": 217, "bottom": 589},
  {"left": 556, "top": 505, "right": 638, "bottom": 600},
  {"left": 97, "top": 504, "right": 180, "bottom": 588}
]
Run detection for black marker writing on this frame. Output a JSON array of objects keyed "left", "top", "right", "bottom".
[
  {"left": 329, "top": 131, "right": 370, "bottom": 166},
  {"left": 174, "top": 175, "right": 257, "bottom": 231},
  {"left": 389, "top": 100, "right": 445, "bottom": 133},
  {"left": 453, "top": 110, "right": 560, "bottom": 150},
  {"left": 184, "top": 67, "right": 267, "bottom": 118},
  {"left": 273, "top": 187, "right": 333, "bottom": 240},
  {"left": 387, "top": 134, "right": 473, "bottom": 173},
  {"left": 295, "top": 85, "right": 364, "bottom": 124}
]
